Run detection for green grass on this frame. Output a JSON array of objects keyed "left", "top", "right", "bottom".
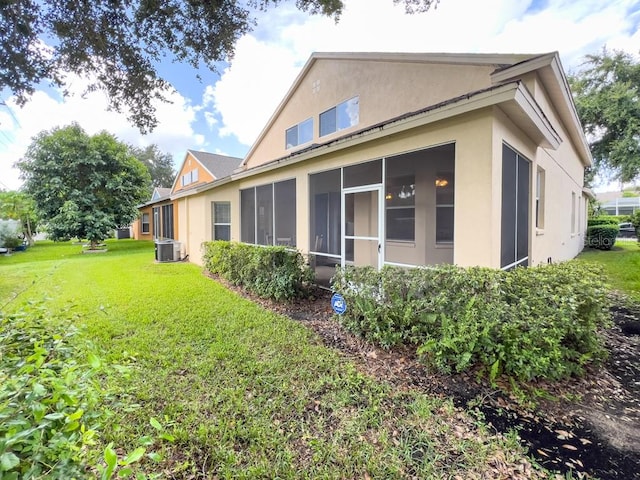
[
  {"left": 0, "top": 240, "right": 550, "bottom": 478},
  {"left": 576, "top": 241, "right": 640, "bottom": 303}
]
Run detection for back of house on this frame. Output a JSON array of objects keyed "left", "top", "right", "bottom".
[{"left": 149, "top": 51, "right": 592, "bottom": 283}]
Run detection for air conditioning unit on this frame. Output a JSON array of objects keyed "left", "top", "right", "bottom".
[{"left": 155, "top": 240, "right": 182, "bottom": 262}]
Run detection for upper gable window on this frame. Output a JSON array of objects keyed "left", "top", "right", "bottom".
[
  {"left": 181, "top": 168, "right": 199, "bottom": 187},
  {"left": 320, "top": 96, "right": 359, "bottom": 137},
  {"left": 286, "top": 118, "right": 313, "bottom": 149}
]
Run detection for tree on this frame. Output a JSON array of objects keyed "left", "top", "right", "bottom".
[
  {"left": 0, "top": 0, "right": 438, "bottom": 133},
  {"left": 0, "top": 190, "right": 39, "bottom": 245},
  {"left": 569, "top": 49, "right": 640, "bottom": 184},
  {"left": 129, "top": 145, "right": 176, "bottom": 192},
  {"left": 16, "top": 124, "right": 151, "bottom": 248}
]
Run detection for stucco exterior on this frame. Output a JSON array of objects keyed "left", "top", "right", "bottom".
[{"left": 149, "top": 51, "right": 592, "bottom": 277}]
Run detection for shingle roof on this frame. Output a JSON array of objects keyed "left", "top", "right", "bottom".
[
  {"left": 152, "top": 187, "right": 172, "bottom": 200},
  {"left": 188, "top": 150, "right": 242, "bottom": 180}
]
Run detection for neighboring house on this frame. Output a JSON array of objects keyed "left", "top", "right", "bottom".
[
  {"left": 132, "top": 150, "right": 243, "bottom": 241},
  {"left": 596, "top": 191, "right": 640, "bottom": 216},
  {"left": 160, "top": 52, "right": 592, "bottom": 284}
]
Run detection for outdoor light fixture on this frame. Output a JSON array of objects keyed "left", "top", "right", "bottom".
[{"left": 435, "top": 178, "right": 449, "bottom": 187}]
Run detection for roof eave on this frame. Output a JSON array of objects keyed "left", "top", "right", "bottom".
[{"left": 491, "top": 52, "right": 592, "bottom": 167}]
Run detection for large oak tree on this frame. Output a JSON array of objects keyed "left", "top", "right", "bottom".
[
  {"left": 16, "top": 124, "right": 151, "bottom": 248},
  {"left": 569, "top": 49, "right": 640, "bottom": 184},
  {"left": 1, "top": 0, "right": 438, "bottom": 133}
]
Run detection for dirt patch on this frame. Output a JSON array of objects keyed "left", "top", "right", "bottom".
[{"left": 213, "top": 278, "right": 640, "bottom": 480}]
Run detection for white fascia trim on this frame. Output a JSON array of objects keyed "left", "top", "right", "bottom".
[
  {"left": 512, "top": 85, "right": 562, "bottom": 149},
  {"left": 492, "top": 53, "right": 592, "bottom": 166}
]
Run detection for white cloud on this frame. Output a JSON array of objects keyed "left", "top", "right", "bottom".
[
  {"left": 206, "top": 0, "right": 640, "bottom": 148},
  {"left": 208, "top": 35, "right": 303, "bottom": 146},
  {"left": 0, "top": 74, "right": 203, "bottom": 190}
]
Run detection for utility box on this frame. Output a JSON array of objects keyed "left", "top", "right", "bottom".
[{"left": 155, "top": 240, "right": 174, "bottom": 262}]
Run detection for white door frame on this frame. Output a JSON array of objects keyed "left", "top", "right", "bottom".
[{"left": 341, "top": 184, "right": 384, "bottom": 269}]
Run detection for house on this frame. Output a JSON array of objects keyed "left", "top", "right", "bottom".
[
  {"left": 132, "top": 150, "right": 242, "bottom": 242},
  {"left": 156, "top": 52, "right": 592, "bottom": 284}
]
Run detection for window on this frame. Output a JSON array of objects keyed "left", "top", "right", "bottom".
[
  {"left": 536, "top": 168, "right": 545, "bottom": 229},
  {"left": 571, "top": 192, "right": 576, "bottom": 234},
  {"left": 240, "top": 189, "right": 255, "bottom": 243},
  {"left": 161, "top": 204, "right": 174, "bottom": 239},
  {"left": 240, "top": 180, "right": 296, "bottom": 247},
  {"left": 501, "top": 144, "right": 530, "bottom": 269},
  {"left": 141, "top": 213, "right": 150, "bottom": 233},
  {"left": 320, "top": 96, "right": 359, "bottom": 137},
  {"left": 435, "top": 172, "right": 455, "bottom": 244},
  {"left": 386, "top": 174, "right": 415, "bottom": 242},
  {"left": 181, "top": 169, "right": 199, "bottom": 187},
  {"left": 286, "top": 118, "right": 313, "bottom": 149},
  {"left": 152, "top": 207, "right": 161, "bottom": 239},
  {"left": 212, "top": 202, "right": 231, "bottom": 241}
]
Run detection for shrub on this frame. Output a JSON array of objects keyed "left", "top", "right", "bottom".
[
  {"left": 586, "top": 225, "right": 619, "bottom": 250},
  {"left": 587, "top": 216, "right": 619, "bottom": 226},
  {"left": 0, "top": 306, "right": 104, "bottom": 478},
  {"left": 202, "top": 241, "right": 315, "bottom": 301},
  {"left": 331, "top": 262, "right": 610, "bottom": 382}
]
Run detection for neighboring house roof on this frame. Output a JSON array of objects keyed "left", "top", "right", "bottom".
[
  {"left": 170, "top": 150, "right": 243, "bottom": 193},
  {"left": 151, "top": 187, "right": 172, "bottom": 201},
  {"left": 188, "top": 150, "right": 243, "bottom": 179}
]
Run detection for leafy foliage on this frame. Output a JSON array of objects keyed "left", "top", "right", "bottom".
[
  {"left": 569, "top": 48, "right": 640, "bottom": 183},
  {"left": 0, "top": 305, "right": 105, "bottom": 478},
  {"left": 587, "top": 216, "right": 620, "bottom": 226},
  {"left": 16, "top": 124, "right": 151, "bottom": 248},
  {"left": 129, "top": 145, "right": 176, "bottom": 192},
  {"left": 332, "top": 262, "right": 611, "bottom": 382},
  {"left": 0, "top": 0, "right": 438, "bottom": 132},
  {"left": 0, "top": 191, "right": 39, "bottom": 244},
  {"left": 202, "top": 240, "right": 314, "bottom": 301},
  {"left": 586, "top": 225, "right": 619, "bottom": 250}
]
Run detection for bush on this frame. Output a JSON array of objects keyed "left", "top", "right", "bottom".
[
  {"left": 587, "top": 216, "right": 619, "bottom": 226},
  {"left": 202, "top": 241, "right": 315, "bottom": 301},
  {"left": 0, "top": 306, "right": 104, "bottom": 478},
  {"left": 586, "top": 225, "right": 619, "bottom": 250},
  {"left": 331, "top": 262, "right": 610, "bottom": 382}
]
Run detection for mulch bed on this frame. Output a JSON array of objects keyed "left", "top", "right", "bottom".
[{"left": 212, "top": 276, "right": 640, "bottom": 480}]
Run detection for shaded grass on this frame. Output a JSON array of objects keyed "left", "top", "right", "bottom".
[
  {"left": 0, "top": 239, "right": 549, "bottom": 478},
  {"left": 576, "top": 242, "right": 640, "bottom": 304}
]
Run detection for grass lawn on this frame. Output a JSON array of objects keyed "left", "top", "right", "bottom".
[
  {"left": 576, "top": 241, "right": 640, "bottom": 304},
  {"left": 0, "top": 240, "right": 549, "bottom": 478}
]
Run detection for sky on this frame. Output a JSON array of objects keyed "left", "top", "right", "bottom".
[{"left": 1, "top": 0, "right": 639, "bottom": 192}]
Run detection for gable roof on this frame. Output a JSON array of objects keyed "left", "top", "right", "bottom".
[
  {"left": 188, "top": 150, "right": 242, "bottom": 179},
  {"left": 151, "top": 187, "right": 172, "bottom": 201},
  {"left": 170, "top": 150, "right": 243, "bottom": 193}
]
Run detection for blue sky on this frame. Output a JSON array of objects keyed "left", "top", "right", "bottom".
[{"left": 1, "top": 0, "right": 639, "bottom": 191}]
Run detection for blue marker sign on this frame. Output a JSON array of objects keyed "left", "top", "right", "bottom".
[{"left": 331, "top": 293, "right": 347, "bottom": 315}]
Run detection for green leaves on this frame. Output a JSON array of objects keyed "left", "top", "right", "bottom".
[
  {"left": 0, "top": 453, "right": 20, "bottom": 472},
  {"left": 333, "top": 262, "right": 611, "bottom": 382},
  {"left": 202, "top": 241, "right": 315, "bottom": 301},
  {"left": 569, "top": 48, "right": 640, "bottom": 183}
]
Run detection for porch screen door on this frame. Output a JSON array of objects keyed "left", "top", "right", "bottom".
[{"left": 342, "top": 186, "right": 383, "bottom": 269}]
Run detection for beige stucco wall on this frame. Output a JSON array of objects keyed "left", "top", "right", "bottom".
[
  {"left": 245, "top": 59, "right": 497, "bottom": 169},
  {"left": 181, "top": 110, "right": 499, "bottom": 269}
]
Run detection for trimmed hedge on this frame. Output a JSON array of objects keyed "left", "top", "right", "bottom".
[
  {"left": 331, "top": 262, "right": 610, "bottom": 382},
  {"left": 202, "top": 241, "right": 314, "bottom": 301},
  {"left": 586, "top": 225, "right": 618, "bottom": 250},
  {"left": 587, "top": 216, "right": 619, "bottom": 226}
]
